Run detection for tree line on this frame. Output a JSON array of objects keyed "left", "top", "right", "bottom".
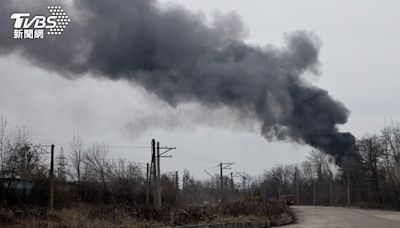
[
  {"left": 1, "top": 115, "right": 400, "bottom": 209},
  {"left": 254, "top": 121, "right": 400, "bottom": 208}
]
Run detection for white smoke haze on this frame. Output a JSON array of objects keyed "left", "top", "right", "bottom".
[{"left": 125, "top": 103, "right": 260, "bottom": 136}]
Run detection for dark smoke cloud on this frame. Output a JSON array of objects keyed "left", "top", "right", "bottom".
[{"left": 0, "top": 0, "right": 355, "bottom": 161}]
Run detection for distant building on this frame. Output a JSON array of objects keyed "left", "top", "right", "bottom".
[{"left": 1, "top": 175, "right": 33, "bottom": 199}]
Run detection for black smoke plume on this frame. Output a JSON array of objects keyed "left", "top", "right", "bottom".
[{"left": 0, "top": 0, "right": 355, "bottom": 161}]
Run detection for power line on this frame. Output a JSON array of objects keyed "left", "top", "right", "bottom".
[
  {"left": 178, "top": 147, "right": 219, "bottom": 164},
  {"left": 172, "top": 156, "right": 222, "bottom": 180},
  {"left": 32, "top": 138, "right": 150, "bottom": 149},
  {"left": 173, "top": 155, "right": 208, "bottom": 170},
  {"left": 172, "top": 157, "right": 210, "bottom": 176},
  {"left": 219, "top": 162, "right": 234, "bottom": 198},
  {"left": 174, "top": 150, "right": 216, "bottom": 167}
]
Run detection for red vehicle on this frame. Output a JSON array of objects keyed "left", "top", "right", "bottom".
[{"left": 280, "top": 195, "right": 296, "bottom": 206}]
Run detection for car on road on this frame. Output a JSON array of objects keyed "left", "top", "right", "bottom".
[{"left": 280, "top": 195, "right": 296, "bottom": 206}]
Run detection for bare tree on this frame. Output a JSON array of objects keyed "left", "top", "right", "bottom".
[
  {"left": 4, "top": 126, "right": 39, "bottom": 179},
  {"left": 382, "top": 122, "right": 400, "bottom": 199},
  {"left": 340, "top": 156, "right": 363, "bottom": 206},
  {"left": 106, "top": 158, "right": 144, "bottom": 203},
  {"left": 69, "top": 134, "right": 85, "bottom": 185},
  {"left": 301, "top": 160, "right": 315, "bottom": 204},
  {"left": 357, "top": 134, "right": 385, "bottom": 203},
  {"left": 84, "top": 143, "right": 109, "bottom": 201},
  {"left": 307, "top": 150, "right": 335, "bottom": 205}
]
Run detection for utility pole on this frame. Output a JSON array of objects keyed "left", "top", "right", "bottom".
[
  {"left": 220, "top": 163, "right": 223, "bottom": 193},
  {"left": 218, "top": 162, "right": 234, "bottom": 200},
  {"left": 347, "top": 173, "right": 351, "bottom": 206},
  {"left": 150, "top": 139, "right": 175, "bottom": 209},
  {"left": 49, "top": 144, "right": 54, "bottom": 212},
  {"left": 146, "top": 163, "right": 150, "bottom": 207},
  {"left": 31, "top": 144, "right": 54, "bottom": 211},
  {"left": 156, "top": 141, "right": 175, "bottom": 208},
  {"left": 229, "top": 172, "right": 243, "bottom": 194},
  {"left": 151, "top": 139, "right": 157, "bottom": 208},
  {"left": 175, "top": 171, "right": 179, "bottom": 205},
  {"left": 230, "top": 172, "right": 234, "bottom": 192},
  {"left": 156, "top": 142, "right": 161, "bottom": 208}
]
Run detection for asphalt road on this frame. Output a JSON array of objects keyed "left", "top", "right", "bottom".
[{"left": 286, "top": 206, "right": 400, "bottom": 228}]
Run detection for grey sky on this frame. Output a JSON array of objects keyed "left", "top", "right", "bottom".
[{"left": 1, "top": 0, "right": 399, "bottom": 178}]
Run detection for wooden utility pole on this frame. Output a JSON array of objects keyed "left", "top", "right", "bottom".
[
  {"left": 175, "top": 171, "right": 179, "bottom": 204},
  {"left": 150, "top": 139, "right": 175, "bottom": 209},
  {"left": 156, "top": 142, "right": 161, "bottom": 208},
  {"left": 220, "top": 163, "right": 223, "bottom": 193},
  {"left": 157, "top": 141, "right": 175, "bottom": 208},
  {"left": 151, "top": 139, "right": 157, "bottom": 208},
  {"left": 49, "top": 144, "right": 54, "bottom": 212},
  {"left": 295, "top": 167, "right": 299, "bottom": 205},
  {"left": 230, "top": 172, "right": 234, "bottom": 192},
  {"left": 218, "top": 162, "right": 234, "bottom": 200},
  {"left": 146, "top": 163, "right": 150, "bottom": 206}
]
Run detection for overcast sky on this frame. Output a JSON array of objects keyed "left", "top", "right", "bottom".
[{"left": 1, "top": 0, "right": 399, "bottom": 179}]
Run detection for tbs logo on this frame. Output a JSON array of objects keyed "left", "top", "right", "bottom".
[{"left": 10, "top": 5, "right": 71, "bottom": 39}]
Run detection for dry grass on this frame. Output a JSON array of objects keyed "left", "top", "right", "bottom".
[
  {"left": 0, "top": 197, "right": 294, "bottom": 227},
  {"left": 170, "top": 197, "right": 294, "bottom": 225},
  {"left": 1, "top": 207, "right": 148, "bottom": 228}
]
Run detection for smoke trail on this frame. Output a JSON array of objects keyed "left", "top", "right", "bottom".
[{"left": 0, "top": 0, "right": 355, "bottom": 161}]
